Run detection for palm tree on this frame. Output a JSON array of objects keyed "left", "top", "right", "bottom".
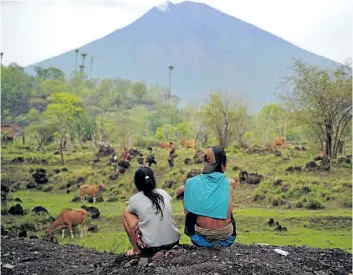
[
  {"left": 74, "top": 49, "right": 79, "bottom": 72},
  {"left": 81, "top": 53, "right": 87, "bottom": 72},
  {"left": 79, "top": 65, "right": 85, "bottom": 72},
  {"left": 89, "top": 56, "right": 94, "bottom": 79},
  {"left": 168, "top": 65, "right": 174, "bottom": 104},
  {"left": 0, "top": 52, "right": 3, "bottom": 66}
]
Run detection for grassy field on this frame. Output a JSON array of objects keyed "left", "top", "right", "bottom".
[{"left": 1, "top": 143, "right": 352, "bottom": 253}]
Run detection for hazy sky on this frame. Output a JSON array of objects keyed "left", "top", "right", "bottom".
[{"left": 1, "top": 0, "right": 352, "bottom": 66}]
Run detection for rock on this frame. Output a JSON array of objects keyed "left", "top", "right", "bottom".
[
  {"left": 12, "top": 156, "right": 25, "bottom": 163},
  {"left": 164, "top": 180, "right": 177, "bottom": 188},
  {"left": 301, "top": 146, "right": 306, "bottom": 151},
  {"left": 19, "top": 229, "right": 27, "bottom": 238},
  {"left": 282, "top": 227, "right": 288, "bottom": 232},
  {"left": 305, "top": 161, "right": 319, "bottom": 171},
  {"left": 186, "top": 169, "right": 201, "bottom": 179},
  {"left": 29, "top": 234, "right": 39, "bottom": 239},
  {"left": 152, "top": 251, "right": 165, "bottom": 260},
  {"left": 274, "top": 225, "right": 282, "bottom": 231},
  {"left": 294, "top": 146, "right": 301, "bottom": 151},
  {"left": 123, "top": 262, "right": 131, "bottom": 268},
  {"left": 184, "top": 158, "right": 192, "bottom": 165},
  {"left": 71, "top": 196, "right": 81, "bottom": 203},
  {"left": 88, "top": 225, "right": 98, "bottom": 233},
  {"left": 62, "top": 167, "right": 68, "bottom": 172},
  {"left": 32, "top": 168, "right": 48, "bottom": 184},
  {"left": 43, "top": 234, "right": 58, "bottom": 244},
  {"left": 1, "top": 225, "right": 8, "bottom": 235},
  {"left": 32, "top": 206, "right": 49, "bottom": 215},
  {"left": 239, "top": 171, "right": 263, "bottom": 185},
  {"left": 281, "top": 184, "right": 290, "bottom": 193},
  {"left": 274, "top": 151, "right": 282, "bottom": 157},
  {"left": 320, "top": 156, "right": 330, "bottom": 171},
  {"left": 313, "top": 156, "right": 323, "bottom": 161},
  {"left": 54, "top": 169, "right": 61, "bottom": 174},
  {"left": 3, "top": 263, "right": 15, "bottom": 269},
  {"left": 14, "top": 198, "right": 23, "bottom": 202},
  {"left": 138, "top": 257, "right": 149, "bottom": 267},
  {"left": 81, "top": 206, "right": 100, "bottom": 219},
  {"left": 148, "top": 263, "right": 156, "bottom": 268},
  {"left": 8, "top": 204, "right": 24, "bottom": 215},
  {"left": 274, "top": 179, "right": 283, "bottom": 186},
  {"left": 268, "top": 218, "right": 275, "bottom": 226},
  {"left": 26, "top": 182, "right": 36, "bottom": 189},
  {"left": 285, "top": 166, "right": 302, "bottom": 173},
  {"left": 193, "top": 149, "right": 204, "bottom": 164},
  {"left": 118, "top": 160, "right": 130, "bottom": 169},
  {"left": 232, "top": 166, "right": 241, "bottom": 171},
  {"left": 129, "top": 259, "right": 139, "bottom": 266}
]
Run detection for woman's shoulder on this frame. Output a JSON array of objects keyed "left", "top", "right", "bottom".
[{"left": 155, "top": 188, "right": 171, "bottom": 197}]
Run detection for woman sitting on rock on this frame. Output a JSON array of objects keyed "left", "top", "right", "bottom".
[{"left": 123, "top": 167, "right": 180, "bottom": 255}]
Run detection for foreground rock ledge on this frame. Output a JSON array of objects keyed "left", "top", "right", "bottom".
[{"left": 1, "top": 237, "right": 351, "bottom": 275}]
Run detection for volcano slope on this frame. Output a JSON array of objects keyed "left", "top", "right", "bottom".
[{"left": 1, "top": 237, "right": 351, "bottom": 275}]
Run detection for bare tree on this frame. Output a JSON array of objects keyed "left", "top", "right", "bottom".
[{"left": 280, "top": 60, "right": 352, "bottom": 158}]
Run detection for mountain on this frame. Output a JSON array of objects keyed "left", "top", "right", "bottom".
[{"left": 25, "top": 1, "right": 340, "bottom": 108}]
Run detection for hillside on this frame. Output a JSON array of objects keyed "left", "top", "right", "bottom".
[
  {"left": 24, "top": 1, "right": 340, "bottom": 107},
  {"left": 1, "top": 237, "right": 352, "bottom": 275}
]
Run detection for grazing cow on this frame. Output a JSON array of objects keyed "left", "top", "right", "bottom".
[
  {"left": 273, "top": 136, "right": 285, "bottom": 147},
  {"left": 47, "top": 208, "right": 87, "bottom": 239},
  {"left": 79, "top": 183, "right": 104, "bottom": 204},
  {"left": 181, "top": 139, "right": 196, "bottom": 149},
  {"left": 160, "top": 142, "right": 174, "bottom": 150}
]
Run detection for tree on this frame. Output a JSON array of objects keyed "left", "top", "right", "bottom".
[
  {"left": 168, "top": 65, "right": 174, "bottom": 104},
  {"left": 89, "top": 56, "right": 94, "bottom": 79},
  {"left": 45, "top": 92, "right": 84, "bottom": 164},
  {"left": 200, "top": 92, "right": 248, "bottom": 147},
  {"left": 81, "top": 53, "right": 87, "bottom": 71},
  {"left": 280, "top": 60, "right": 352, "bottom": 158}
]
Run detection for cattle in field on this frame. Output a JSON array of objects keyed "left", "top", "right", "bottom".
[
  {"left": 273, "top": 136, "right": 285, "bottom": 147},
  {"left": 181, "top": 139, "right": 196, "bottom": 149},
  {"left": 1, "top": 124, "right": 19, "bottom": 143},
  {"left": 159, "top": 142, "right": 174, "bottom": 149}
]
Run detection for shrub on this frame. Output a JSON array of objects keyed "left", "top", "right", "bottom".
[
  {"left": 107, "top": 197, "right": 119, "bottom": 202},
  {"left": 304, "top": 197, "right": 324, "bottom": 209},
  {"left": 295, "top": 200, "right": 303, "bottom": 208},
  {"left": 341, "top": 195, "right": 352, "bottom": 208}
]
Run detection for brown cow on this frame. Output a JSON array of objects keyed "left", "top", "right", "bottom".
[
  {"left": 47, "top": 208, "right": 87, "bottom": 239},
  {"left": 273, "top": 136, "right": 285, "bottom": 147},
  {"left": 181, "top": 139, "right": 196, "bottom": 149},
  {"left": 160, "top": 142, "right": 174, "bottom": 150},
  {"left": 80, "top": 183, "right": 104, "bottom": 204}
]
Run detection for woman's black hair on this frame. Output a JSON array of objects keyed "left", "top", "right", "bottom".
[
  {"left": 134, "top": 167, "right": 165, "bottom": 220},
  {"left": 214, "top": 154, "right": 227, "bottom": 173}
]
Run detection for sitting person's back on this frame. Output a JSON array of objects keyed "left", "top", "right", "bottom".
[
  {"left": 177, "top": 146, "right": 236, "bottom": 247},
  {"left": 123, "top": 167, "right": 180, "bottom": 255}
]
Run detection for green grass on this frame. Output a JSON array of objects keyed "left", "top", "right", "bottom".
[
  {"left": 3, "top": 190, "right": 351, "bottom": 253},
  {"left": 1, "top": 144, "right": 352, "bottom": 254}
]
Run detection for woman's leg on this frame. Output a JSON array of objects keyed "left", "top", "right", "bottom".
[{"left": 122, "top": 208, "right": 141, "bottom": 254}]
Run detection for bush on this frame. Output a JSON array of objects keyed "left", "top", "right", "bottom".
[
  {"left": 107, "top": 196, "right": 119, "bottom": 202},
  {"left": 341, "top": 195, "right": 352, "bottom": 208},
  {"left": 304, "top": 197, "right": 324, "bottom": 209},
  {"left": 295, "top": 200, "right": 303, "bottom": 208}
]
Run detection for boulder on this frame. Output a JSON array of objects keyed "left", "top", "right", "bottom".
[
  {"left": 274, "top": 151, "right": 282, "bottom": 157},
  {"left": 285, "top": 166, "right": 302, "bottom": 173},
  {"left": 81, "top": 206, "right": 100, "bottom": 219},
  {"left": 12, "top": 157, "right": 25, "bottom": 163},
  {"left": 14, "top": 198, "right": 23, "bottom": 203},
  {"left": 232, "top": 166, "right": 241, "bottom": 171},
  {"left": 273, "top": 179, "right": 283, "bottom": 186},
  {"left": 26, "top": 182, "right": 36, "bottom": 189},
  {"left": 193, "top": 149, "right": 204, "bottom": 164},
  {"left": 239, "top": 171, "right": 263, "bottom": 185},
  {"left": 8, "top": 204, "right": 24, "bottom": 215},
  {"left": 305, "top": 161, "right": 319, "bottom": 171},
  {"left": 18, "top": 229, "right": 27, "bottom": 238},
  {"left": 281, "top": 184, "right": 290, "bottom": 193},
  {"left": 32, "top": 168, "right": 48, "bottom": 184},
  {"left": 88, "top": 225, "right": 98, "bottom": 233},
  {"left": 186, "top": 169, "right": 201, "bottom": 179},
  {"left": 54, "top": 169, "right": 61, "bottom": 174},
  {"left": 71, "top": 196, "right": 81, "bottom": 202},
  {"left": 32, "top": 206, "right": 49, "bottom": 215},
  {"left": 62, "top": 167, "right": 68, "bottom": 172},
  {"left": 268, "top": 218, "right": 275, "bottom": 226},
  {"left": 29, "top": 234, "right": 39, "bottom": 239},
  {"left": 184, "top": 158, "right": 192, "bottom": 165}
]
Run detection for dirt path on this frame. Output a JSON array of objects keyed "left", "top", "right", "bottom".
[{"left": 1, "top": 237, "right": 351, "bottom": 275}]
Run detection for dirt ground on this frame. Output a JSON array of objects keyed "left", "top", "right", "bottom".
[{"left": 1, "top": 237, "right": 351, "bottom": 275}]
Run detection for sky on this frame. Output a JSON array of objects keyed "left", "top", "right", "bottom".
[{"left": 1, "top": 0, "right": 352, "bottom": 67}]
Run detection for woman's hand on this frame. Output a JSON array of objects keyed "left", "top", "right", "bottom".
[{"left": 176, "top": 185, "right": 185, "bottom": 199}]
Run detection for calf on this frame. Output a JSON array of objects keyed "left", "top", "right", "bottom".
[{"left": 80, "top": 183, "right": 104, "bottom": 204}]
